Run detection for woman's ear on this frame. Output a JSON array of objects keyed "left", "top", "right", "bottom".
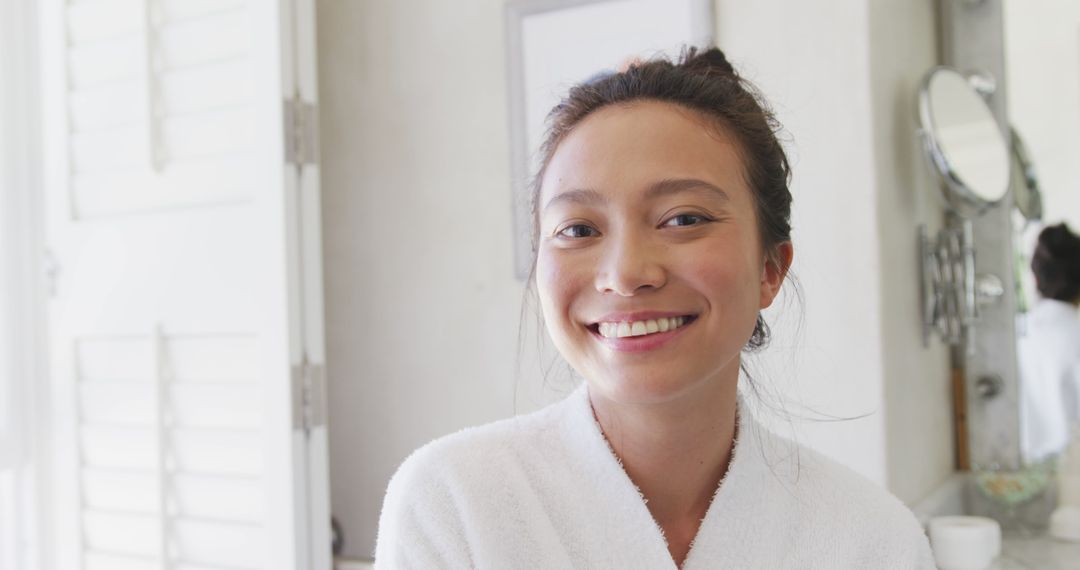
[{"left": 759, "top": 241, "right": 793, "bottom": 309}]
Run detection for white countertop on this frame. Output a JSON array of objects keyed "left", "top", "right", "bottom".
[
  {"left": 915, "top": 474, "right": 1080, "bottom": 569},
  {"left": 993, "top": 532, "right": 1080, "bottom": 569}
]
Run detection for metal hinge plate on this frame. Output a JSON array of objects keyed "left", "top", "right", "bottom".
[
  {"left": 284, "top": 98, "right": 319, "bottom": 166},
  {"left": 292, "top": 360, "right": 326, "bottom": 434}
]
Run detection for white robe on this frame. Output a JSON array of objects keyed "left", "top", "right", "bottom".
[
  {"left": 1018, "top": 298, "right": 1080, "bottom": 464},
  {"left": 374, "top": 386, "right": 935, "bottom": 569}
]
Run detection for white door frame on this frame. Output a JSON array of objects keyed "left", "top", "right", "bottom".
[{"left": 0, "top": 0, "right": 47, "bottom": 568}]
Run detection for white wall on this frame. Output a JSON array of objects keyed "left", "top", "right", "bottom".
[
  {"left": 869, "top": 0, "right": 956, "bottom": 505},
  {"left": 317, "top": 0, "right": 953, "bottom": 558},
  {"left": 715, "top": 0, "right": 888, "bottom": 484},
  {"left": 316, "top": 0, "right": 558, "bottom": 558},
  {"left": 714, "top": 0, "right": 952, "bottom": 503}
]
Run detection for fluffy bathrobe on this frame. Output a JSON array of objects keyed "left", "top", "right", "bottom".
[
  {"left": 1018, "top": 298, "right": 1080, "bottom": 463},
  {"left": 374, "top": 386, "right": 935, "bottom": 569}
]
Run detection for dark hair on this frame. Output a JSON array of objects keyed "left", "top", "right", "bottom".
[
  {"left": 527, "top": 46, "right": 794, "bottom": 351},
  {"left": 1032, "top": 223, "right": 1080, "bottom": 303}
]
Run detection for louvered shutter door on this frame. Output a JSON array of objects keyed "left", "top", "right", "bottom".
[{"left": 40, "top": 1, "right": 330, "bottom": 569}]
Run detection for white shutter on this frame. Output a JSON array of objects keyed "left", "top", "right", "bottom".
[{"left": 39, "top": 0, "right": 330, "bottom": 568}]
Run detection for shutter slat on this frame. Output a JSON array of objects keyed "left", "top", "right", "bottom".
[
  {"left": 83, "top": 469, "right": 158, "bottom": 513},
  {"left": 165, "top": 336, "right": 258, "bottom": 382},
  {"left": 66, "top": 0, "right": 140, "bottom": 45},
  {"left": 71, "top": 154, "right": 256, "bottom": 218},
  {"left": 68, "top": 79, "right": 142, "bottom": 132},
  {"left": 171, "top": 385, "right": 262, "bottom": 430},
  {"left": 85, "top": 551, "right": 158, "bottom": 570},
  {"left": 160, "top": 0, "right": 246, "bottom": 24},
  {"left": 81, "top": 427, "right": 157, "bottom": 471},
  {"left": 162, "top": 107, "right": 253, "bottom": 161},
  {"left": 172, "top": 430, "right": 262, "bottom": 477},
  {"left": 174, "top": 474, "right": 263, "bottom": 523},
  {"left": 173, "top": 518, "right": 262, "bottom": 569},
  {"left": 67, "top": 35, "right": 141, "bottom": 89},
  {"left": 82, "top": 510, "right": 161, "bottom": 556},
  {"left": 80, "top": 383, "right": 155, "bottom": 425},
  {"left": 69, "top": 124, "right": 148, "bottom": 173},
  {"left": 160, "top": 58, "right": 251, "bottom": 116},
  {"left": 158, "top": 11, "right": 248, "bottom": 71}
]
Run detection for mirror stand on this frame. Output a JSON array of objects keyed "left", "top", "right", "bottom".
[
  {"left": 920, "top": 217, "right": 975, "bottom": 353},
  {"left": 921, "top": 215, "right": 1008, "bottom": 354}
]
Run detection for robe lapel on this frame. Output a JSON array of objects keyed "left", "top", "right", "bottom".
[
  {"left": 680, "top": 404, "right": 801, "bottom": 569},
  {"left": 561, "top": 386, "right": 679, "bottom": 569}
]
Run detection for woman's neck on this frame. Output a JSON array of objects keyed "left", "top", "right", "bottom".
[{"left": 587, "top": 378, "right": 738, "bottom": 564}]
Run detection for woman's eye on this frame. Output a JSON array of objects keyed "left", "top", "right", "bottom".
[
  {"left": 663, "top": 213, "right": 711, "bottom": 227},
  {"left": 556, "top": 224, "right": 599, "bottom": 239}
]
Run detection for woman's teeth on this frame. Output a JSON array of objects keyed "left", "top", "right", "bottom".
[{"left": 597, "top": 316, "right": 689, "bottom": 339}]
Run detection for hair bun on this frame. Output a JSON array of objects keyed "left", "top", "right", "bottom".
[
  {"left": 1039, "top": 223, "right": 1080, "bottom": 258},
  {"left": 680, "top": 46, "right": 736, "bottom": 77},
  {"left": 1032, "top": 222, "right": 1080, "bottom": 301}
]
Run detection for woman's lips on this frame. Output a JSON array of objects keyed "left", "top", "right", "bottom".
[
  {"left": 586, "top": 314, "right": 697, "bottom": 353},
  {"left": 596, "top": 316, "right": 690, "bottom": 338}
]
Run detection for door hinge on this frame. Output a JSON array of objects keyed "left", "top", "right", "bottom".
[
  {"left": 292, "top": 357, "right": 326, "bottom": 435},
  {"left": 284, "top": 98, "right": 319, "bottom": 166}
]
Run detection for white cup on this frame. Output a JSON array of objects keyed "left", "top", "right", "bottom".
[
  {"left": 1049, "top": 505, "right": 1080, "bottom": 542},
  {"left": 928, "top": 516, "right": 1001, "bottom": 570}
]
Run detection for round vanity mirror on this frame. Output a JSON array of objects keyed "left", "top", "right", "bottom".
[
  {"left": 918, "top": 67, "right": 1011, "bottom": 217},
  {"left": 1009, "top": 127, "right": 1043, "bottom": 222}
]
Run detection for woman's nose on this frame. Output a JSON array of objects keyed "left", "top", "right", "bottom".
[{"left": 593, "top": 232, "right": 666, "bottom": 296}]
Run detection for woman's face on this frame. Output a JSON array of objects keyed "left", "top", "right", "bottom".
[{"left": 535, "top": 101, "right": 790, "bottom": 405}]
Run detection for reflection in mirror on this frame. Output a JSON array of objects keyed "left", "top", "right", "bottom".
[
  {"left": 1016, "top": 223, "right": 1080, "bottom": 465},
  {"left": 1009, "top": 126, "right": 1043, "bottom": 317},
  {"left": 1004, "top": 1, "right": 1080, "bottom": 541},
  {"left": 1010, "top": 127, "right": 1043, "bottom": 223},
  {"left": 918, "top": 67, "right": 1010, "bottom": 217}
]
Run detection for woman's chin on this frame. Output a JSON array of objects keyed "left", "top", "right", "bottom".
[{"left": 586, "top": 372, "right": 717, "bottom": 407}]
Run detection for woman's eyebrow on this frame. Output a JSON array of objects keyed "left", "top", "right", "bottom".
[
  {"left": 543, "top": 188, "right": 605, "bottom": 211},
  {"left": 646, "top": 178, "right": 730, "bottom": 202},
  {"left": 542, "top": 178, "right": 729, "bottom": 212}
]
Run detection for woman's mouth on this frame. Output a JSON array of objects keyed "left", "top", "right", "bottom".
[
  {"left": 585, "top": 314, "right": 697, "bottom": 353},
  {"left": 583, "top": 314, "right": 698, "bottom": 353},
  {"left": 593, "top": 316, "right": 694, "bottom": 338}
]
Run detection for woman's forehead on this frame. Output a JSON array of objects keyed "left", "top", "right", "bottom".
[{"left": 539, "top": 101, "right": 750, "bottom": 206}]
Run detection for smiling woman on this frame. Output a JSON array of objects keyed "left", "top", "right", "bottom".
[
  {"left": 534, "top": 101, "right": 784, "bottom": 412},
  {"left": 373, "top": 48, "right": 935, "bottom": 569}
]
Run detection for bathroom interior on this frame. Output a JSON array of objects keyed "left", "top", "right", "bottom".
[{"left": 1, "top": 0, "right": 1079, "bottom": 568}]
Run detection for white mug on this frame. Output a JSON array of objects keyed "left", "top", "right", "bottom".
[{"left": 928, "top": 516, "right": 1001, "bottom": 570}]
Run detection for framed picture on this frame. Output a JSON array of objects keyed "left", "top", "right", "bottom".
[{"left": 505, "top": 0, "right": 715, "bottom": 278}]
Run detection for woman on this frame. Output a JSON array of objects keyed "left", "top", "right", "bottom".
[
  {"left": 1019, "top": 223, "right": 1080, "bottom": 464},
  {"left": 374, "top": 48, "right": 933, "bottom": 569}
]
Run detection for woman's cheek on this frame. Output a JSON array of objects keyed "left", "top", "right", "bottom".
[
  {"left": 536, "top": 248, "right": 576, "bottom": 323},
  {"left": 535, "top": 247, "right": 557, "bottom": 300},
  {"left": 681, "top": 244, "right": 758, "bottom": 313}
]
